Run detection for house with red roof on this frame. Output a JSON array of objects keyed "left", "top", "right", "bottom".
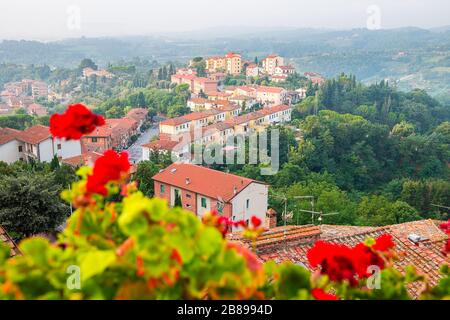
[
  {"left": 258, "top": 104, "right": 292, "bottom": 125},
  {"left": 26, "top": 103, "right": 48, "bottom": 117},
  {"left": 62, "top": 151, "right": 103, "bottom": 167},
  {"left": 0, "top": 125, "right": 82, "bottom": 164},
  {"left": 82, "top": 118, "right": 138, "bottom": 152},
  {"left": 206, "top": 91, "right": 232, "bottom": 101},
  {"left": 142, "top": 138, "right": 190, "bottom": 161},
  {"left": 192, "top": 77, "right": 218, "bottom": 95},
  {"left": 304, "top": 72, "right": 326, "bottom": 86},
  {"left": 126, "top": 108, "right": 149, "bottom": 130},
  {"left": 246, "top": 63, "right": 262, "bottom": 77},
  {"left": 159, "top": 109, "right": 226, "bottom": 137},
  {"left": 256, "top": 86, "right": 288, "bottom": 106},
  {"left": 152, "top": 163, "right": 268, "bottom": 226},
  {"left": 207, "top": 72, "right": 226, "bottom": 83}
]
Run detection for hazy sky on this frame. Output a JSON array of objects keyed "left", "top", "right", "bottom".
[{"left": 0, "top": 0, "right": 449, "bottom": 40}]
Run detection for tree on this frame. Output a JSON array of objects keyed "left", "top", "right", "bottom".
[
  {"left": 50, "top": 155, "right": 60, "bottom": 171},
  {"left": 79, "top": 58, "right": 98, "bottom": 71},
  {"left": 105, "top": 106, "right": 125, "bottom": 118},
  {"left": 137, "top": 92, "right": 146, "bottom": 107},
  {"left": 53, "top": 164, "right": 77, "bottom": 188},
  {"left": 133, "top": 161, "right": 165, "bottom": 197},
  {"left": 356, "top": 195, "right": 420, "bottom": 226},
  {"left": 0, "top": 173, "right": 68, "bottom": 238}
]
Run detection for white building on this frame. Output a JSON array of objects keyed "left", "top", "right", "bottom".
[{"left": 0, "top": 125, "right": 82, "bottom": 164}]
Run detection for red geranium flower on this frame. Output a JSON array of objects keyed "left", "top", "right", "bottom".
[
  {"left": 50, "top": 103, "right": 105, "bottom": 140},
  {"left": 308, "top": 235, "right": 395, "bottom": 285},
  {"left": 170, "top": 249, "right": 183, "bottom": 265},
  {"left": 250, "top": 215, "right": 262, "bottom": 228},
  {"left": 86, "top": 150, "right": 130, "bottom": 196},
  {"left": 372, "top": 234, "right": 395, "bottom": 252},
  {"left": 311, "top": 288, "right": 338, "bottom": 300},
  {"left": 440, "top": 220, "right": 450, "bottom": 255},
  {"left": 307, "top": 241, "right": 359, "bottom": 286},
  {"left": 443, "top": 240, "right": 450, "bottom": 255},
  {"left": 440, "top": 219, "right": 450, "bottom": 234},
  {"left": 352, "top": 243, "right": 385, "bottom": 278}
]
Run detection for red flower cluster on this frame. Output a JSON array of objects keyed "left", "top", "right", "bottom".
[
  {"left": 251, "top": 216, "right": 262, "bottom": 228},
  {"left": 439, "top": 219, "right": 450, "bottom": 255},
  {"left": 86, "top": 150, "right": 131, "bottom": 196},
  {"left": 311, "top": 288, "right": 338, "bottom": 300},
  {"left": 307, "top": 234, "right": 395, "bottom": 286},
  {"left": 50, "top": 103, "right": 105, "bottom": 140},
  {"left": 203, "top": 208, "right": 246, "bottom": 237}
]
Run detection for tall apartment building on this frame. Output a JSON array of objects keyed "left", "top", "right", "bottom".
[
  {"left": 206, "top": 52, "right": 242, "bottom": 75},
  {"left": 262, "top": 55, "right": 285, "bottom": 75}
]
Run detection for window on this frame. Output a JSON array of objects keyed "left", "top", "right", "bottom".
[
  {"left": 186, "top": 194, "right": 191, "bottom": 199},
  {"left": 92, "top": 137, "right": 98, "bottom": 143},
  {"left": 160, "top": 184, "right": 165, "bottom": 194},
  {"left": 201, "top": 197, "right": 207, "bottom": 208},
  {"left": 18, "top": 146, "right": 23, "bottom": 152},
  {"left": 246, "top": 199, "right": 250, "bottom": 209},
  {"left": 57, "top": 144, "right": 62, "bottom": 150}
]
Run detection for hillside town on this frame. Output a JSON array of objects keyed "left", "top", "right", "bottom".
[{"left": 0, "top": 46, "right": 449, "bottom": 302}]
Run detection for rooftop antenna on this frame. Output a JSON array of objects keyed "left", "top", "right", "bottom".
[
  {"left": 431, "top": 203, "right": 450, "bottom": 219},
  {"left": 296, "top": 209, "right": 340, "bottom": 225},
  {"left": 293, "top": 195, "right": 314, "bottom": 225},
  {"left": 431, "top": 204, "right": 450, "bottom": 210}
]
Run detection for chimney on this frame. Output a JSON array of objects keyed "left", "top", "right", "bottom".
[
  {"left": 265, "top": 208, "right": 277, "bottom": 229},
  {"left": 233, "top": 186, "right": 237, "bottom": 194},
  {"left": 185, "top": 177, "right": 190, "bottom": 185}
]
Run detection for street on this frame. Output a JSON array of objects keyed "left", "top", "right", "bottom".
[{"left": 127, "top": 124, "right": 159, "bottom": 164}]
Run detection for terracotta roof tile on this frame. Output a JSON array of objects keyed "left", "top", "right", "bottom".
[
  {"left": 17, "top": 125, "right": 51, "bottom": 144},
  {"left": 62, "top": 151, "right": 103, "bottom": 167},
  {"left": 126, "top": 108, "right": 148, "bottom": 121},
  {"left": 257, "top": 86, "right": 285, "bottom": 94},
  {"left": 0, "top": 127, "right": 21, "bottom": 145},
  {"left": 142, "top": 139, "right": 181, "bottom": 151}
]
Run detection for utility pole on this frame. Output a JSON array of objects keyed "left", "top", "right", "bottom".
[{"left": 270, "top": 192, "right": 289, "bottom": 248}]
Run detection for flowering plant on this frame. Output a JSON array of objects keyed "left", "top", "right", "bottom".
[
  {"left": 50, "top": 103, "right": 105, "bottom": 140},
  {"left": 0, "top": 106, "right": 448, "bottom": 300}
]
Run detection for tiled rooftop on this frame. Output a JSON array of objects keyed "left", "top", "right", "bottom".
[
  {"left": 152, "top": 163, "right": 265, "bottom": 202},
  {"left": 247, "top": 219, "right": 448, "bottom": 298}
]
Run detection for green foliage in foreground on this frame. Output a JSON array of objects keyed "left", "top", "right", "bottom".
[{"left": 0, "top": 178, "right": 448, "bottom": 299}]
